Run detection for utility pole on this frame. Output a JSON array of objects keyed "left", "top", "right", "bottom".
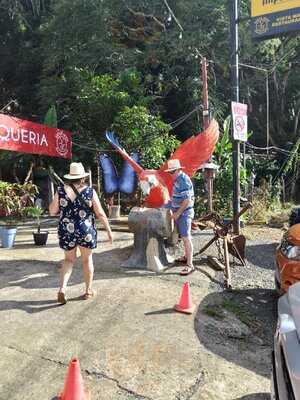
[
  {"left": 230, "top": 0, "right": 240, "bottom": 234},
  {"left": 239, "top": 63, "right": 270, "bottom": 156},
  {"left": 201, "top": 57, "right": 214, "bottom": 212},
  {"left": 202, "top": 57, "right": 210, "bottom": 130}
]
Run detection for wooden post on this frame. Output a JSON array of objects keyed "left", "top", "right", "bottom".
[
  {"left": 96, "top": 152, "right": 101, "bottom": 195},
  {"left": 223, "top": 235, "right": 232, "bottom": 290},
  {"left": 88, "top": 167, "right": 92, "bottom": 187},
  {"left": 281, "top": 176, "right": 286, "bottom": 205},
  {"left": 49, "top": 179, "right": 55, "bottom": 204}
]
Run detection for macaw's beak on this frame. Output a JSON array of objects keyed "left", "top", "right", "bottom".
[{"left": 140, "top": 180, "right": 150, "bottom": 196}]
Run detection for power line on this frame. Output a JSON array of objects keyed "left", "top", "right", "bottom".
[
  {"left": 162, "top": 0, "right": 183, "bottom": 32},
  {"left": 245, "top": 143, "right": 290, "bottom": 155}
]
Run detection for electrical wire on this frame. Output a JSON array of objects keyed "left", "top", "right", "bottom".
[
  {"left": 168, "top": 106, "right": 202, "bottom": 129},
  {"left": 245, "top": 143, "right": 290, "bottom": 155},
  {"left": 72, "top": 141, "right": 116, "bottom": 153}
]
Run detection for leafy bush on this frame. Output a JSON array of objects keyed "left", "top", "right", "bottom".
[{"left": 0, "top": 181, "right": 38, "bottom": 221}]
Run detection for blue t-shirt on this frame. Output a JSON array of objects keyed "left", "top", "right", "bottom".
[{"left": 171, "top": 171, "right": 194, "bottom": 213}]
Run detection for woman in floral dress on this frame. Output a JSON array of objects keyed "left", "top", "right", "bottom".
[{"left": 49, "top": 162, "right": 113, "bottom": 304}]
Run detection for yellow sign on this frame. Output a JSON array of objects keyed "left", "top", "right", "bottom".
[{"left": 252, "top": 0, "right": 300, "bottom": 17}]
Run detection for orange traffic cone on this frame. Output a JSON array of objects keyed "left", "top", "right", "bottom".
[
  {"left": 59, "top": 358, "right": 91, "bottom": 400},
  {"left": 174, "top": 282, "right": 195, "bottom": 314}
]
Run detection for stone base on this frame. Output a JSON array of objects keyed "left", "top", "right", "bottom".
[{"left": 121, "top": 207, "right": 174, "bottom": 272}]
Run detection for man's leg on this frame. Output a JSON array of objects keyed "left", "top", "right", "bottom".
[
  {"left": 58, "top": 247, "right": 77, "bottom": 302},
  {"left": 182, "top": 235, "right": 194, "bottom": 268},
  {"left": 177, "top": 215, "right": 194, "bottom": 274},
  {"left": 79, "top": 246, "right": 94, "bottom": 296}
]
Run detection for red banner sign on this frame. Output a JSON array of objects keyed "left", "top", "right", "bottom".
[{"left": 0, "top": 113, "right": 72, "bottom": 158}]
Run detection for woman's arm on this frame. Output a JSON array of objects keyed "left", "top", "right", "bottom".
[
  {"left": 92, "top": 189, "right": 113, "bottom": 243},
  {"left": 49, "top": 192, "right": 59, "bottom": 216}
]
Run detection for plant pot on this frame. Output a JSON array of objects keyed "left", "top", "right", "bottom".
[
  {"left": 109, "top": 205, "right": 121, "bottom": 219},
  {"left": 33, "top": 231, "right": 49, "bottom": 246},
  {"left": 1, "top": 227, "right": 17, "bottom": 248}
]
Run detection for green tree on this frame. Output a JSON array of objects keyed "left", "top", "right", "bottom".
[{"left": 112, "top": 105, "right": 179, "bottom": 169}]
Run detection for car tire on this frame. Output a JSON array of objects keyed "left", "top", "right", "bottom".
[
  {"left": 274, "top": 276, "right": 283, "bottom": 297},
  {"left": 289, "top": 206, "right": 300, "bottom": 226}
]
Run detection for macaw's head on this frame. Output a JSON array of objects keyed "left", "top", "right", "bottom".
[
  {"left": 139, "top": 170, "right": 170, "bottom": 208},
  {"left": 139, "top": 171, "right": 159, "bottom": 196}
]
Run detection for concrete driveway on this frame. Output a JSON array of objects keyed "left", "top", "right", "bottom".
[{"left": 0, "top": 225, "right": 271, "bottom": 400}]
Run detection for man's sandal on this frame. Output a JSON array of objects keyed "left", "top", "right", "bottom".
[
  {"left": 57, "top": 291, "right": 67, "bottom": 304},
  {"left": 180, "top": 265, "right": 195, "bottom": 276},
  {"left": 175, "top": 256, "right": 187, "bottom": 264},
  {"left": 82, "top": 290, "right": 95, "bottom": 300}
]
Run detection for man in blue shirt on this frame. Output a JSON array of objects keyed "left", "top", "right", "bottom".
[{"left": 165, "top": 159, "right": 195, "bottom": 275}]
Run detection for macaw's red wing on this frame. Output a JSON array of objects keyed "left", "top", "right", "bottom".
[{"left": 160, "top": 119, "right": 219, "bottom": 178}]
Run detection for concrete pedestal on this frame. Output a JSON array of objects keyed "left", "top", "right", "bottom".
[{"left": 122, "top": 207, "right": 175, "bottom": 272}]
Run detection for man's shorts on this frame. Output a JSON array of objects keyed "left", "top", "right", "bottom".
[{"left": 176, "top": 209, "right": 194, "bottom": 238}]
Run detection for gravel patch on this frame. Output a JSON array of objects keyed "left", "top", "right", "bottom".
[{"left": 193, "top": 225, "right": 283, "bottom": 383}]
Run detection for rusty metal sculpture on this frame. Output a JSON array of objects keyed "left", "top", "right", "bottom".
[{"left": 194, "top": 203, "right": 252, "bottom": 289}]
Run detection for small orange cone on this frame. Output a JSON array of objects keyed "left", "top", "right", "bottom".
[
  {"left": 174, "top": 282, "right": 195, "bottom": 314},
  {"left": 59, "top": 358, "right": 91, "bottom": 400}
]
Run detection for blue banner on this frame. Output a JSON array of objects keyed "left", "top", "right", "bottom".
[{"left": 251, "top": 7, "right": 300, "bottom": 39}]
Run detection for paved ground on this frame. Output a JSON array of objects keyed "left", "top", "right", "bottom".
[{"left": 0, "top": 222, "right": 281, "bottom": 400}]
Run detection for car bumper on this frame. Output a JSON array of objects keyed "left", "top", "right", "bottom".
[
  {"left": 275, "top": 251, "right": 300, "bottom": 293},
  {"left": 273, "top": 296, "right": 300, "bottom": 399}
]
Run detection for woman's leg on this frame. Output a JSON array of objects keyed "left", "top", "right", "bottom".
[
  {"left": 79, "top": 246, "right": 94, "bottom": 295},
  {"left": 59, "top": 247, "right": 77, "bottom": 294}
]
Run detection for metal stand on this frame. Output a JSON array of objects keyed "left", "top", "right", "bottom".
[{"left": 194, "top": 203, "right": 252, "bottom": 289}]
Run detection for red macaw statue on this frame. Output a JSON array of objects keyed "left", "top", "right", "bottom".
[{"left": 105, "top": 119, "right": 219, "bottom": 208}]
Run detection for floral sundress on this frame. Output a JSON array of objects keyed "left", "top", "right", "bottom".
[{"left": 57, "top": 186, "right": 97, "bottom": 251}]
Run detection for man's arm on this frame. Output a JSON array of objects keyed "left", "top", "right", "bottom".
[{"left": 171, "top": 198, "right": 190, "bottom": 221}]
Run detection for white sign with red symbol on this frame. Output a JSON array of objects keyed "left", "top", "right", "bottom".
[{"left": 231, "top": 102, "right": 248, "bottom": 142}]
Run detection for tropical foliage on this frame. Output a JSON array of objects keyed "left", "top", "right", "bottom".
[{"left": 1, "top": 0, "right": 300, "bottom": 210}]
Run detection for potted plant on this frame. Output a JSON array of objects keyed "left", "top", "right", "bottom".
[
  {"left": 0, "top": 181, "right": 38, "bottom": 248},
  {"left": 0, "top": 216, "right": 19, "bottom": 248},
  {"left": 25, "top": 206, "right": 49, "bottom": 246}
]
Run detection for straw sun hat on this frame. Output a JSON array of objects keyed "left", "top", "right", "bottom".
[
  {"left": 63, "top": 162, "right": 89, "bottom": 180},
  {"left": 164, "top": 159, "right": 184, "bottom": 172}
]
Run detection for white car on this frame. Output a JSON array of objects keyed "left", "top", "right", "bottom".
[{"left": 272, "top": 281, "right": 300, "bottom": 399}]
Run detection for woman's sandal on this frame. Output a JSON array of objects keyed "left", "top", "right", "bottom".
[
  {"left": 82, "top": 290, "right": 95, "bottom": 300},
  {"left": 57, "top": 291, "right": 67, "bottom": 304},
  {"left": 180, "top": 265, "right": 195, "bottom": 276}
]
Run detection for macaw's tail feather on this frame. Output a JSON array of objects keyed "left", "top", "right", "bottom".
[
  {"left": 105, "top": 131, "right": 122, "bottom": 150},
  {"left": 160, "top": 119, "right": 219, "bottom": 178},
  {"left": 104, "top": 130, "right": 144, "bottom": 175}
]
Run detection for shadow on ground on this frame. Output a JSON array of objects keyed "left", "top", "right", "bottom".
[
  {"left": 0, "top": 246, "right": 147, "bottom": 290},
  {"left": 0, "top": 244, "right": 182, "bottom": 313},
  {"left": 246, "top": 243, "right": 278, "bottom": 270},
  {"left": 196, "top": 287, "right": 278, "bottom": 378}
]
